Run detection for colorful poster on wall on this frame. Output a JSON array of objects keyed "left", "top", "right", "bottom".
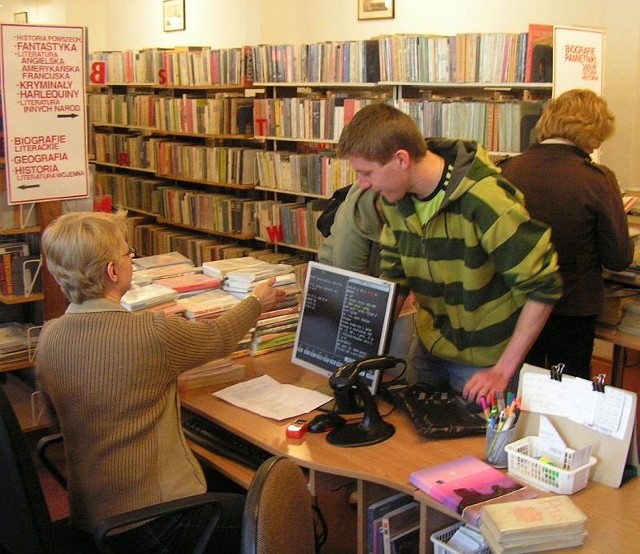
[
  {"left": 553, "top": 26, "right": 604, "bottom": 97},
  {"left": 0, "top": 24, "right": 89, "bottom": 204}
]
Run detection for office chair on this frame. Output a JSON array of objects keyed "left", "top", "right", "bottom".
[
  {"left": 241, "top": 456, "right": 317, "bottom": 554},
  {"left": 0, "top": 384, "right": 221, "bottom": 554}
]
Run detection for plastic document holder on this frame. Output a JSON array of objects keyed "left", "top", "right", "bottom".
[{"left": 516, "top": 364, "right": 638, "bottom": 488}]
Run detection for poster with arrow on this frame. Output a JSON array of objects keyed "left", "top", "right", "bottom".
[{"left": 0, "top": 24, "right": 89, "bottom": 204}]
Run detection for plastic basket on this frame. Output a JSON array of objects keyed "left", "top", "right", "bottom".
[
  {"left": 505, "top": 436, "right": 597, "bottom": 494},
  {"left": 430, "top": 522, "right": 490, "bottom": 554}
]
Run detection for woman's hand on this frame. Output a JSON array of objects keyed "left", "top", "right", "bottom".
[{"left": 251, "top": 277, "right": 287, "bottom": 312}]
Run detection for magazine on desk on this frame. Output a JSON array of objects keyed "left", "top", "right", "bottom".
[{"left": 409, "top": 455, "right": 538, "bottom": 527}]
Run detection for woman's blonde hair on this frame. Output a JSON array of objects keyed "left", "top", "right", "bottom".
[
  {"left": 535, "top": 88, "right": 614, "bottom": 152},
  {"left": 42, "top": 210, "right": 128, "bottom": 304}
]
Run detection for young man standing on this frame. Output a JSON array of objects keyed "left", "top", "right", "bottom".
[{"left": 337, "top": 103, "right": 562, "bottom": 404}]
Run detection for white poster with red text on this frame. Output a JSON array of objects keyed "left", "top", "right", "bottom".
[{"left": 1, "top": 24, "right": 89, "bottom": 204}]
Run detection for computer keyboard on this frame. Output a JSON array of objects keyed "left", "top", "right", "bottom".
[{"left": 182, "top": 414, "right": 272, "bottom": 470}]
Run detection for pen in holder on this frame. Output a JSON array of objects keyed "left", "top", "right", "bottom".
[{"left": 485, "top": 424, "right": 517, "bottom": 468}]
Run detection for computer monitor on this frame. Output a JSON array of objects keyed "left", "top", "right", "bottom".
[{"left": 291, "top": 261, "right": 398, "bottom": 396}]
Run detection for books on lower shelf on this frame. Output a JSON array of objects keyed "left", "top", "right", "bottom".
[
  {"left": 379, "top": 501, "right": 419, "bottom": 554},
  {"left": 409, "top": 455, "right": 538, "bottom": 527},
  {"left": 479, "top": 495, "right": 587, "bottom": 553},
  {"left": 366, "top": 493, "right": 414, "bottom": 554}
]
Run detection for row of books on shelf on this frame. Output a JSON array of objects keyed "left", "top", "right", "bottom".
[
  {"left": 126, "top": 216, "right": 311, "bottom": 269},
  {"left": 0, "top": 241, "right": 42, "bottom": 297},
  {"left": 92, "top": 131, "right": 159, "bottom": 170},
  {"left": 253, "top": 94, "right": 543, "bottom": 152},
  {"left": 89, "top": 91, "right": 254, "bottom": 136},
  {"left": 121, "top": 252, "right": 306, "bottom": 358},
  {"left": 93, "top": 172, "right": 164, "bottom": 215},
  {"left": 252, "top": 95, "right": 380, "bottom": 142},
  {"left": 88, "top": 25, "right": 552, "bottom": 86},
  {"left": 155, "top": 141, "right": 259, "bottom": 185},
  {"left": 89, "top": 94, "right": 542, "bottom": 160},
  {"left": 89, "top": 45, "right": 254, "bottom": 87},
  {"left": 93, "top": 145, "right": 355, "bottom": 201},
  {"left": 252, "top": 199, "right": 328, "bottom": 250},
  {"left": 397, "top": 98, "right": 542, "bottom": 155},
  {"left": 92, "top": 134, "right": 260, "bottom": 187},
  {"left": 254, "top": 150, "right": 354, "bottom": 196},
  {"left": 113, "top": 185, "right": 328, "bottom": 251},
  {"left": 377, "top": 30, "right": 533, "bottom": 84}
]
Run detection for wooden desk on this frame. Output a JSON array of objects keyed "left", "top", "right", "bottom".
[
  {"left": 595, "top": 324, "right": 640, "bottom": 388},
  {"left": 181, "top": 349, "right": 640, "bottom": 554}
]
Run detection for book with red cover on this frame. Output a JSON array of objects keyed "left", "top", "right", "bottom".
[
  {"left": 409, "top": 455, "right": 537, "bottom": 525},
  {"left": 525, "top": 24, "right": 553, "bottom": 83}
]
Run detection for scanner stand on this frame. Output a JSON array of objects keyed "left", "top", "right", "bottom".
[{"left": 327, "top": 377, "right": 395, "bottom": 447}]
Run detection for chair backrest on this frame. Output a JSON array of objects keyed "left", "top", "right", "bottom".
[
  {"left": 0, "top": 384, "right": 55, "bottom": 553},
  {"left": 241, "top": 456, "right": 316, "bottom": 554}
]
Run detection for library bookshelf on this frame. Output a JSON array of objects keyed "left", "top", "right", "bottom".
[{"left": 86, "top": 27, "right": 596, "bottom": 263}]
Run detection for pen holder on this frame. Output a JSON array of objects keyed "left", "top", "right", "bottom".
[{"left": 485, "top": 425, "right": 517, "bottom": 468}]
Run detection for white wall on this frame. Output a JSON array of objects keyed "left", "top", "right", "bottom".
[{"left": 1, "top": 0, "right": 639, "bottom": 190}]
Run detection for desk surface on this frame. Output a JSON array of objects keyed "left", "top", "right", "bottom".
[{"left": 180, "top": 348, "right": 640, "bottom": 554}]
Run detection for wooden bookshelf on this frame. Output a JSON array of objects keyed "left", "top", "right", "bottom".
[{"left": 85, "top": 28, "right": 595, "bottom": 260}]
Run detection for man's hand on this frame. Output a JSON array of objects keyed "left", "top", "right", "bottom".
[{"left": 462, "top": 368, "right": 511, "bottom": 405}]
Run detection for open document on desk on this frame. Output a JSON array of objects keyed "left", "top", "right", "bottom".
[{"left": 213, "top": 375, "right": 332, "bottom": 420}]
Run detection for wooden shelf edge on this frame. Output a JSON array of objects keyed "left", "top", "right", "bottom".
[{"left": 0, "top": 292, "right": 44, "bottom": 305}]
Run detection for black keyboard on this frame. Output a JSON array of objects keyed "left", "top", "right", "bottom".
[{"left": 182, "top": 414, "right": 272, "bottom": 470}]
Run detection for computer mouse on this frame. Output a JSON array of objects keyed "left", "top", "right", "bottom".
[{"left": 308, "top": 412, "right": 347, "bottom": 433}]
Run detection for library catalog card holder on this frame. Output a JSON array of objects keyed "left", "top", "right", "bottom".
[{"left": 515, "top": 364, "right": 638, "bottom": 488}]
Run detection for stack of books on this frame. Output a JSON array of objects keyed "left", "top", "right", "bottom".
[
  {"left": 223, "top": 266, "right": 297, "bottom": 298},
  {"left": 202, "top": 256, "right": 266, "bottom": 280},
  {"left": 479, "top": 495, "right": 588, "bottom": 553},
  {"left": 250, "top": 308, "right": 301, "bottom": 356},
  {"left": 132, "top": 262, "right": 199, "bottom": 287},
  {"left": 176, "top": 289, "right": 241, "bottom": 320},
  {"left": 121, "top": 283, "right": 179, "bottom": 311},
  {"left": 154, "top": 273, "right": 222, "bottom": 297}
]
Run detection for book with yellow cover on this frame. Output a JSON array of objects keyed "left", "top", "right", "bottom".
[{"left": 480, "top": 495, "right": 587, "bottom": 543}]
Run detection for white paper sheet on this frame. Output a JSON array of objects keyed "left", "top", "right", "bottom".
[{"left": 213, "top": 374, "right": 333, "bottom": 420}]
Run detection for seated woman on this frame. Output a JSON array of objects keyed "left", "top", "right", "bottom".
[{"left": 36, "top": 210, "right": 285, "bottom": 553}]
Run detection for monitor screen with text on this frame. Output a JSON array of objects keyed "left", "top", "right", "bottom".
[{"left": 291, "top": 261, "right": 397, "bottom": 393}]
